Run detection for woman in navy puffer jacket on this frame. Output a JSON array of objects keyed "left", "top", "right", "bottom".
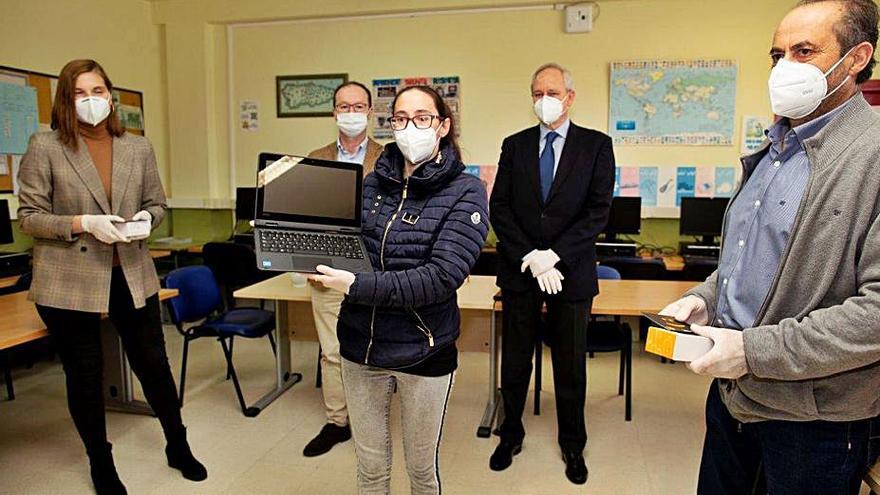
[{"left": 311, "top": 86, "right": 488, "bottom": 495}]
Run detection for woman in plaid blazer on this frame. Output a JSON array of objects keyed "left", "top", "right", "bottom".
[{"left": 17, "top": 59, "right": 206, "bottom": 495}]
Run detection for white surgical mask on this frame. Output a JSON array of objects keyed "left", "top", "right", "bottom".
[
  {"left": 768, "top": 47, "right": 855, "bottom": 119},
  {"left": 336, "top": 112, "right": 368, "bottom": 137},
  {"left": 75, "top": 95, "right": 112, "bottom": 126},
  {"left": 533, "top": 94, "right": 567, "bottom": 125},
  {"left": 394, "top": 123, "right": 440, "bottom": 165}
]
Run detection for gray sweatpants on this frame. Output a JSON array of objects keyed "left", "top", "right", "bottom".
[{"left": 341, "top": 358, "right": 454, "bottom": 495}]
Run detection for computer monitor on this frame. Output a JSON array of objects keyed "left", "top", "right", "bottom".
[
  {"left": 235, "top": 187, "right": 257, "bottom": 222},
  {"left": 679, "top": 197, "right": 729, "bottom": 245},
  {"left": 0, "top": 199, "right": 13, "bottom": 245},
  {"left": 602, "top": 197, "right": 641, "bottom": 242}
]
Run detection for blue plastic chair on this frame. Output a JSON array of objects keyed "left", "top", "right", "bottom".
[
  {"left": 164, "top": 265, "right": 276, "bottom": 417},
  {"left": 587, "top": 264, "right": 632, "bottom": 420},
  {"left": 596, "top": 264, "right": 622, "bottom": 280}
]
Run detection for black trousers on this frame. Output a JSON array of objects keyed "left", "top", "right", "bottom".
[
  {"left": 698, "top": 380, "right": 880, "bottom": 495},
  {"left": 36, "top": 267, "right": 183, "bottom": 455},
  {"left": 499, "top": 288, "right": 591, "bottom": 453}
]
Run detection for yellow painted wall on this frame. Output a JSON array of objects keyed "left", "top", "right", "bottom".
[
  {"left": 151, "top": 0, "right": 797, "bottom": 204},
  {"left": 0, "top": 0, "right": 813, "bottom": 250},
  {"left": 0, "top": 0, "right": 170, "bottom": 196},
  {"left": 224, "top": 0, "right": 792, "bottom": 190}
]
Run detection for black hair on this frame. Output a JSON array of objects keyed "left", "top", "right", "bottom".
[{"left": 390, "top": 85, "right": 461, "bottom": 160}]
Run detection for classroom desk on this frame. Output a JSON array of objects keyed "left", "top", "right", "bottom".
[
  {"left": 231, "top": 276, "right": 305, "bottom": 416},
  {"left": 0, "top": 275, "right": 20, "bottom": 290},
  {"left": 476, "top": 279, "right": 699, "bottom": 437},
  {"left": 148, "top": 241, "right": 206, "bottom": 268},
  {"left": 0, "top": 288, "right": 179, "bottom": 412},
  {"left": 149, "top": 249, "right": 173, "bottom": 259},
  {"left": 232, "top": 274, "right": 501, "bottom": 415}
]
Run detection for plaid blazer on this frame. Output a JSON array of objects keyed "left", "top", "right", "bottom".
[
  {"left": 307, "top": 138, "right": 384, "bottom": 176},
  {"left": 17, "top": 131, "right": 167, "bottom": 313}
]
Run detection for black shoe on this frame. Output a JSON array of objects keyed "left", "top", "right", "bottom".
[
  {"left": 489, "top": 440, "right": 522, "bottom": 471},
  {"left": 88, "top": 443, "right": 128, "bottom": 495},
  {"left": 165, "top": 427, "right": 208, "bottom": 482},
  {"left": 303, "top": 423, "right": 352, "bottom": 457},
  {"left": 562, "top": 450, "right": 588, "bottom": 485}
]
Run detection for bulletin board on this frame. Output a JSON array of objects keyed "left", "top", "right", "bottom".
[{"left": 0, "top": 64, "right": 145, "bottom": 194}]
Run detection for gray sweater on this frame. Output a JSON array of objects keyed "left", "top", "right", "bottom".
[{"left": 687, "top": 94, "right": 880, "bottom": 423}]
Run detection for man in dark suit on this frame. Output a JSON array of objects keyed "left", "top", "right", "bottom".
[{"left": 488, "top": 63, "right": 615, "bottom": 485}]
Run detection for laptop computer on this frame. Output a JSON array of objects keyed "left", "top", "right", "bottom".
[{"left": 253, "top": 153, "right": 373, "bottom": 274}]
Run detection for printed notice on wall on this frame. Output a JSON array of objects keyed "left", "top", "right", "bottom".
[
  {"left": 0, "top": 82, "right": 39, "bottom": 155},
  {"left": 372, "top": 76, "right": 460, "bottom": 139},
  {"left": 612, "top": 164, "right": 740, "bottom": 210},
  {"left": 741, "top": 115, "right": 771, "bottom": 153},
  {"left": 240, "top": 100, "right": 259, "bottom": 132}
]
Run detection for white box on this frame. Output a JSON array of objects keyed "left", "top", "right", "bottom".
[{"left": 115, "top": 219, "right": 152, "bottom": 239}]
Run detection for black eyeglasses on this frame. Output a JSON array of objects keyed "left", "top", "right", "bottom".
[
  {"left": 335, "top": 103, "right": 370, "bottom": 113},
  {"left": 389, "top": 114, "right": 445, "bottom": 131}
]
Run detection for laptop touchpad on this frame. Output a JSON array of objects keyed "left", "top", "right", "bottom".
[{"left": 292, "top": 255, "right": 332, "bottom": 273}]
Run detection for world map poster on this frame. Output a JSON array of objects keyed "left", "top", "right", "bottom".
[{"left": 609, "top": 60, "right": 737, "bottom": 146}]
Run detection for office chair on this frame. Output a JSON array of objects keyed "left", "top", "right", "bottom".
[
  {"left": 533, "top": 264, "right": 633, "bottom": 421},
  {"left": 164, "top": 265, "right": 278, "bottom": 417}
]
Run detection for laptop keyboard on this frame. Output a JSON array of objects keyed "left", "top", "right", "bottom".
[{"left": 259, "top": 230, "right": 365, "bottom": 259}]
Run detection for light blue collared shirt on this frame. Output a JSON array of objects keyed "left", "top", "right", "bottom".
[
  {"left": 538, "top": 118, "right": 570, "bottom": 176},
  {"left": 336, "top": 137, "right": 368, "bottom": 165},
  {"left": 715, "top": 96, "right": 856, "bottom": 329}
]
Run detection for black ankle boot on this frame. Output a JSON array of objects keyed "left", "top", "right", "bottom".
[
  {"left": 165, "top": 427, "right": 207, "bottom": 482},
  {"left": 87, "top": 443, "right": 127, "bottom": 495}
]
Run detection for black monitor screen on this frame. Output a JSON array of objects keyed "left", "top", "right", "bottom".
[
  {"left": 0, "top": 199, "right": 12, "bottom": 245},
  {"left": 604, "top": 197, "right": 641, "bottom": 235},
  {"left": 255, "top": 153, "right": 363, "bottom": 229},
  {"left": 235, "top": 187, "right": 256, "bottom": 221},
  {"left": 680, "top": 197, "right": 729, "bottom": 236}
]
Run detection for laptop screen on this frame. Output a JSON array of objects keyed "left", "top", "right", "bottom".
[{"left": 255, "top": 153, "right": 363, "bottom": 229}]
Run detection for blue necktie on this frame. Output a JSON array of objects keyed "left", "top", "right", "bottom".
[{"left": 540, "top": 131, "right": 559, "bottom": 201}]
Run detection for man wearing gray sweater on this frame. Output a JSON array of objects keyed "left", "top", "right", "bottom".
[{"left": 661, "top": 1, "right": 880, "bottom": 493}]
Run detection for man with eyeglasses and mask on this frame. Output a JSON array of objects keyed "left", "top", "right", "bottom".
[
  {"left": 489, "top": 63, "right": 615, "bottom": 485},
  {"left": 302, "top": 81, "right": 384, "bottom": 458},
  {"left": 660, "top": 1, "right": 880, "bottom": 492}
]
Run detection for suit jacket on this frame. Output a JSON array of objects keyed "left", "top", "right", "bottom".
[
  {"left": 307, "top": 137, "right": 384, "bottom": 176},
  {"left": 490, "top": 122, "right": 615, "bottom": 301},
  {"left": 17, "top": 131, "right": 167, "bottom": 313}
]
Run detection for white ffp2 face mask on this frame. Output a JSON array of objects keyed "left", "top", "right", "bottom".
[
  {"left": 768, "top": 47, "right": 855, "bottom": 120},
  {"left": 336, "top": 112, "right": 368, "bottom": 137},
  {"left": 394, "top": 123, "right": 440, "bottom": 165},
  {"left": 533, "top": 94, "right": 567, "bottom": 125},
  {"left": 75, "top": 96, "right": 112, "bottom": 126}
]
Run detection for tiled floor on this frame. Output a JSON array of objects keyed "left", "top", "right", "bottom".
[{"left": 0, "top": 327, "right": 872, "bottom": 494}]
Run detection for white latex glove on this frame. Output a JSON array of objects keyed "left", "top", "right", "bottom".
[
  {"left": 128, "top": 210, "right": 153, "bottom": 240},
  {"left": 659, "top": 295, "right": 709, "bottom": 326},
  {"left": 536, "top": 268, "right": 564, "bottom": 295},
  {"left": 80, "top": 215, "right": 129, "bottom": 244},
  {"left": 520, "top": 249, "right": 561, "bottom": 277},
  {"left": 131, "top": 210, "right": 152, "bottom": 223},
  {"left": 687, "top": 325, "right": 748, "bottom": 379},
  {"left": 309, "top": 264, "right": 356, "bottom": 294}
]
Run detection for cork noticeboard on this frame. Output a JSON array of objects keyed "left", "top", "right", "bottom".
[{"left": 0, "top": 64, "right": 145, "bottom": 194}]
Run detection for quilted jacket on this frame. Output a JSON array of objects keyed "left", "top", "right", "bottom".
[{"left": 338, "top": 142, "right": 489, "bottom": 369}]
